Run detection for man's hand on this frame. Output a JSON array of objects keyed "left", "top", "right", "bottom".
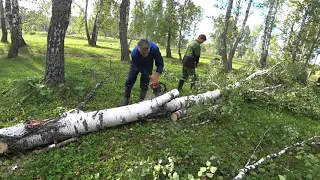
[{"left": 149, "top": 72, "right": 160, "bottom": 84}]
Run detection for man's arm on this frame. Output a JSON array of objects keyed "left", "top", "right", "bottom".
[
  {"left": 193, "top": 43, "right": 201, "bottom": 68},
  {"left": 151, "top": 46, "right": 164, "bottom": 83}
]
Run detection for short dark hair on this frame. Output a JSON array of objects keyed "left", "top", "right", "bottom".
[
  {"left": 198, "top": 34, "right": 207, "bottom": 41},
  {"left": 137, "top": 39, "right": 150, "bottom": 51}
]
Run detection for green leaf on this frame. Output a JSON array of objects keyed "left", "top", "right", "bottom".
[
  {"left": 172, "top": 172, "right": 179, "bottom": 180},
  {"left": 154, "top": 165, "right": 161, "bottom": 172},
  {"left": 206, "top": 161, "right": 211, "bottom": 166},
  {"left": 210, "top": 166, "right": 217, "bottom": 173},
  {"left": 279, "top": 175, "right": 286, "bottom": 180},
  {"left": 206, "top": 173, "right": 214, "bottom": 178},
  {"left": 187, "top": 174, "right": 194, "bottom": 180},
  {"left": 200, "top": 167, "right": 207, "bottom": 172}
]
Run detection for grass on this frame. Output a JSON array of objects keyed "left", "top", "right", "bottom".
[{"left": 0, "top": 32, "right": 319, "bottom": 179}]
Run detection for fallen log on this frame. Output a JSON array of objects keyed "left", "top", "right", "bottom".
[
  {"left": 155, "top": 90, "right": 221, "bottom": 116},
  {"left": 0, "top": 89, "right": 179, "bottom": 153},
  {"left": 0, "top": 89, "right": 221, "bottom": 153}
]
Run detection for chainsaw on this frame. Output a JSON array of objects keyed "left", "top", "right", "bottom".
[{"left": 150, "top": 81, "right": 167, "bottom": 97}]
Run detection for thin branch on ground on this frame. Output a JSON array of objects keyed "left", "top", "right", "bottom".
[
  {"left": 34, "top": 137, "right": 79, "bottom": 154},
  {"left": 245, "top": 127, "right": 271, "bottom": 166},
  {"left": 234, "top": 136, "right": 320, "bottom": 180},
  {"left": 77, "top": 81, "right": 108, "bottom": 110}
]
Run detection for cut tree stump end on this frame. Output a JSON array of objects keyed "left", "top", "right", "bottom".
[{"left": 0, "top": 142, "right": 8, "bottom": 154}]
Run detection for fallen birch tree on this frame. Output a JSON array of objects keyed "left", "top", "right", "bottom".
[{"left": 0, "top": 89, "right": 222, "bottom": 153}]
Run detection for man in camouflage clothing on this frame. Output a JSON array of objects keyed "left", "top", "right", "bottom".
[{"left": 177, "top": 34, "right": 206, "bottom": 91}]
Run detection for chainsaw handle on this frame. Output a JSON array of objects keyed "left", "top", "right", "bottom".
[{"left": 159, "top": 82, "right": 167, "bottom": 92}]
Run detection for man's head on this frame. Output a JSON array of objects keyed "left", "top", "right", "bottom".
[
  {"left": 197, "top": 34, "right": 207, "bottom": 44},
  {"left": 137, "top": 39, "right": 150, "bottom": 57}
]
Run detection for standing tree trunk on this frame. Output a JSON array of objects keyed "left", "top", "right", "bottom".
[
  {"left": 221, "top": 0, "right": 234, "bottom": 72},
  {"left": 44, "top": 0, "right": 72, "bottom": 85},
  {"left": 177, "top": 0, "right": 189, "bottom": 61},
  {"left": 230, "top": 0, "right": 241, "bottom": 51},
  {"left": 228, "top": 0, "right": 252, "bottom": 67},
  {"left": 18, "top": 14, "right": 26, "bottom": 47},
  {"left": 259, "top": 0, "right": 275, "bottom": 68},
  {"left": 7, "top": 0, "right": 19, "bottom": 58},
  {"left": 166, "top": 0, "right": 174, "bottom": 58},
  {"left": 84, "top": 0, "right": 92, "bottom": 45},
  {"left": 90, "top": 0, "right": 103, "bottom": 47},
  {"left": 303, "top": 25, "right": 320, "bottom": 68},
  {"left": 292, "top": 5, "right": 309, "bottom": 62},
  {"left": 177, "top": 14, "right": 184, "bottom": 61},
  {"left": 0, "top": 0, "right": 8, "bottom": 43},
  {"left": 119, "top": 0, "right": 130, "bottom": 61}
]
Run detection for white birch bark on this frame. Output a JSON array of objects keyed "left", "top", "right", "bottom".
[{"left": 0, "top": 89, "right": 180, "bottom": 153}]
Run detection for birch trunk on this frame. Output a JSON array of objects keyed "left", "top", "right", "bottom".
[
  {"left": 165, "top": 0, "right": 174, "bottom": 58},
  {"left": 292, "top": 5, "right": 309, "bottom": 62},
  {"left": 44, "top": 0, "right": 72, "bottom": 85},
  {"left": 84, "top": 0, "right": 92, "bottom": 45},
  {"left": 259, "top": 0, "right": 274, "bottom": 68},
  {"left": 18, "top": 14, "right": 27, "bottom": 47},
  {"left": 90, "top": 0, "right": 103, "bottom": 46},
  {"left": 228, "top": 0, "right": 252, "bottom": 66},
  {"left": 0, "top": 90, "right": 180, "bottom": 153},
  {"left": 0, "top": 0, "right": 8, "bottom": 43},
  {"left": 221, "top": 0, "right": 233, "bottom": 72},
  {"left": 8, "top": 0, "right": 19, "bottom": 58},
  {"left": 119, "top": 0, "right": 130, "bottom": 61}
]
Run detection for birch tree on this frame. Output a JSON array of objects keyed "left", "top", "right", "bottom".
[
  {"left": 259, "top": 0, "right": 281, "bottom": 67},
  {"left": 177, "top": 0, "right": 201, "bottom": 60},
  {"left": 7, "top": 0, "right": 19, "bottom": 58},
  {"left": 84, "top": 0, "right": 103, "bottom": 46},
  {"left": 291, "top": 3, "right": 309, "bottom": 62},
  {"left": 221, "top": 0, "right": 253, "bottom": 72},
  {"left": 0, "top": 0, "right": 8, "bottom": 43},
  {"left": 165, "top": 0, "right": 177, "bottom": 58},
  {"left": 44, "top": 0, "right": 72, "bottom": 85},
  {"left": 119, "top": 0, "right": 130, "bottom": 61}
]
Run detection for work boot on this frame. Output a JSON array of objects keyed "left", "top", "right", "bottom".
[
  {"left": 177, "top": 80, "right": 184, "bottom": 91},
  {"left": 118, "top": 89, "right": 131, "bottom": 106},
  {"left": 139, "top": 89, "right": 148, "bottom": 102}
]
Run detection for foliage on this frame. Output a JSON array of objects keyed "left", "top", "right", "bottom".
[{"left": 0, "top": 33, "right": 319, "bottom": 179}]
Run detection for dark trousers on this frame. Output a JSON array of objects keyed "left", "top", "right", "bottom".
[
  {"left": 180, "top": 66, "right": 197, "bottom": 84},
  {"left": 125, "top": 64, "right": 152, "bottom": 91}
]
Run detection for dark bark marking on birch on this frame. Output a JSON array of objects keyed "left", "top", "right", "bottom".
[
  {"left": 82, "top": 120, "right": 88, "bottom": 131},
  {"left": 74, "top": 125, "right": 79, "bottom": 135},
  {"left": 98, "top": 112, "right": 103, "bottom": 128},
  {"left": 120, "top": 117, "right": 126, "bottom": 123},
  {"left": 92, "top": 110, "right": 100, "bottom": 119}
]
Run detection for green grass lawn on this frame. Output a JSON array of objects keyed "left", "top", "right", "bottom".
[{"left": 0, "top": 32, "right": 319, "bottom": 179}]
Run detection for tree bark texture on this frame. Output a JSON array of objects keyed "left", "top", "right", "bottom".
[
  {"left": 166, "top": 0, "right": 174, "bottom": 58},
  {"left": 90, "top": 0, "right": 103, "bottom": 46},
  {"left": 292, "top": 5, "right": 309, "bottom": 62},
  {"left": 221, "top": 0, "right": 233, "bottom": 72},
  {"left": 228, "top": 0, "right": 252, "bottom": 67},
  {"left": 44, "top": 0, "right": 72, "bottom": 85},
  {"left": 0, "top": 90, "right": 180, "bottom": 153},
  {"left": 230, "top": 0, "right": 241, "bottom": 51},
  {"left": 259, "top": 1, "right": 274, "bottom": 68},
  {"left": 0, "top": 89, "right": 224, "bottom": 153},
  {"left": 18, "top": 14, "right": 26, "bottom": 47},
  {"left": 5, "top": 0, "right": 11, "bottom": 26},
  {"left": 0, "top": 0, "right": 8, "bottom": 43},
  {"left": 84, "top": 0, "right": 92, "bottom": 45},
  {"left": 7, "top": 0, "right": 19, "bottom": 58},
  {"left": 119, "top": 0, "right": 130, "bottom": 61}
]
